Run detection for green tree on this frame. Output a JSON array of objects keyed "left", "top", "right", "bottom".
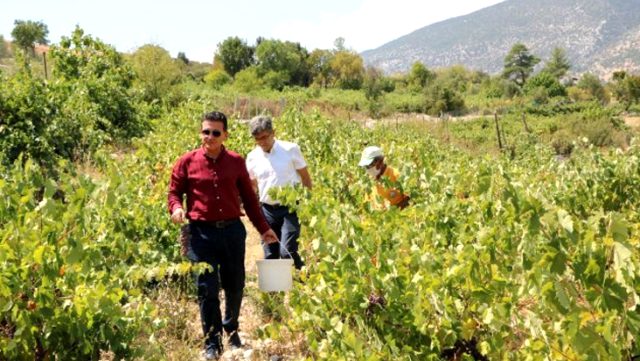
[
  {"left": 543, "top": 47, "right": 571, "bottom": 80},
  {"left": 216, "top": 36, "right": 254, "bottom": 77},
  {"left": 502, "top": 43, "right": 540, "bottom": 87},
  {"left": 129, "top": 44, "right": 182, "bottom": 101},
  {"left": 363, "top": 66, "right": 385, "bottom": 117},
  {"left": 424, "top": 82, "right": 465, "bottom": 116},
  {"left": 575, "top": 73, "right": 608, "bottom": 103},
  {"left": 329, "top": 50, "right": 364, "bottom": 90},
  {"left": 204, "top": 68, "right": 231, "bottom": 89},
  {"left": 406, "top": 62, "right": 435, "bottom": 92},
  {"left": 233, "top": 66, "right": 264, "bottom": 92},
  {"left": 308, "top": 49, "right": 334, "bottom": 88},
  {"left": 524, "top": 71, "right": 566, "bottom": 98},
  {"left": 437, "top": 65, "right": 483, "bottom": 93},
  {"left": 611, "top": 71, "right": 640, "bottom": 109},
  {"left": 177, "top": 51, "right": 189, "bottom": 65},
  {"left": 11, "top": 19, "right": 49, "bottom": 55},
  {"left": 51, "top": 26, "right": 147, "bottom": 140},
  {"left": 255, "top": 39, "right": 309, "bottom": 88},
  {"left": 0, "top": 26, "right": 146, "bottom": 167}
]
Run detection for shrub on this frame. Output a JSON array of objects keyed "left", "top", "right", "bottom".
[
  {"left": 576, "top": 73, "right": 609, "bottom": 104},
  {"left": 0, "top": 27, "right": 147, "bottom": 168},
  {"left": 233, "top": 66, "right": 264, "bottom": 93},
  {"left": 424, "top": 84, "right": 465, "bottom": 116},
  {"left": 204, "top": 68, "right": 232, "bottom": 89},
  {"left": 551, "top": 129, "right": 574, "bottom": 155},
  {"left": 524, "top": 71, "right": 566, "bottom": 98}
]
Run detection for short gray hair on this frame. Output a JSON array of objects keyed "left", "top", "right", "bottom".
[{"left": 249, "top": 116, "right": 273, "bottom": 136}]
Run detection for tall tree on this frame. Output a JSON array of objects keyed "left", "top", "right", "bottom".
[
  {"left": 255, "top": 39, "right": 309, "bottom": 88},
  {"left": 543, "top": 47, "right": 571, "bottom": 80},
  {"left": 129, "top": 44, "right": 182, "bottom": 101},
  {"left": 329, "top": 50, "right": 364, "bottom": 89},
  {"left": 216, "top": 36, "right": 254, "bottom": 77},
  {"left": 11, "top": 20, "right": 49, "bottom": 55},
  {"left": 612, "top": 71, "right": 640, "bottom": 110},
  {"left": 576, "top": 73, "right": 607, "bottom": 103},
  {"left": 502, "top": 43, "right": 540, "bottom": 87},
  {"left": 406, "top": 62, "right": 435, "bottom": 91},
  {"left": 307, "top": 49, "right": 334, "bottom": 88},
  {"left": 177, "top": 52, "right": 189, "bottom": 65}
]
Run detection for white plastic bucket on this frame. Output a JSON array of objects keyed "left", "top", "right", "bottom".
[{"left": 256, "top": 258, "right": 294, "bottom": 292}]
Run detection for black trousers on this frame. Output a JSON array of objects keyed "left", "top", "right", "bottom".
[
  {"left": 261, "top": 203, "right": 304, "bottom": 269},
  {"left": 188, "top": 220, "right": 246, "bottom": 347}
]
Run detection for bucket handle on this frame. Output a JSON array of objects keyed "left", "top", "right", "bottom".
[{"left": 266, "top": 239, "right": 294, "bottom": 259}]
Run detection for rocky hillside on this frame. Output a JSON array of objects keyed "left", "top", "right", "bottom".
[{"left": 362, "top": 0, "right": 640, "bottom": 78}]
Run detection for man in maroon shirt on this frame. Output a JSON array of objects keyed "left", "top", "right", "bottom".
[{"left": 168, "top": 111, "right": 278, "bottom": 360}]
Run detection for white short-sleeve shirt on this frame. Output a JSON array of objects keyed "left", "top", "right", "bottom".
[{"left": 246, "top": 140, "right": 307, "bottom": 205}]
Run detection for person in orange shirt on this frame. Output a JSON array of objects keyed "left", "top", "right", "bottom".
[{"left": 358, "top": 146, "right": 410, "bottom": 209}]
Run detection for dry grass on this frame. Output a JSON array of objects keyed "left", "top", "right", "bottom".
[{"left": 127, "top": 217, "right": 309, "bottom": 360}]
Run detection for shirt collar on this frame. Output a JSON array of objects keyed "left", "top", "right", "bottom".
[
  {"left": 200, "top": 145, "right": 227, "bottom": 161},
  {"left": 263, "top": 139, "right": 279, "bottom": 155}
]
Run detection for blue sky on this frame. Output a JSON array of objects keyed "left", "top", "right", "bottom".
[{"left": 1, "top": 0, "right": 505, "bottom": 63}]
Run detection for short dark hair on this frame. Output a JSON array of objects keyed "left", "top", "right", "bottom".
[{"left": 202, "top": 111, "right": 228, "bottom": 131}]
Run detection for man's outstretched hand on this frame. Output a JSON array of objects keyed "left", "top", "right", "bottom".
[
  {"left": 261, "top": 229, "right": 279, "bottom": 244},
  {"left": 171, "top": 208, "right": 186, "bottom": 224}
]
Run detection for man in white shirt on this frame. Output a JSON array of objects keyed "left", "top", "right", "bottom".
[{"left": 246, "top": 116, "right": 312, "bottom": 269}]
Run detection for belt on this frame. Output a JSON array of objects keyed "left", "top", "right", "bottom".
[
  {"left": 192, "top": 218, "right": 240, "bottom": 228},
  {"left": 261, "top": 202, "right": 284, "bottom": 208}
]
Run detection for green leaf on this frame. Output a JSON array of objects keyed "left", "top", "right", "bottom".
[
  {"left": 557, "top": 209, "right": 573, "bottom": 234},
  {"left": 550, "top": 251, "right": 567, "bottom": 274},
  {"left": 33, "top": 245, "right": 46, "bottom": 265},
  {"left": 66, "top": 244, "right": 84, "bottom": 264},
  {"left": 554, "top": 280, "right": 571, "bottom": 312},
  {"left": 608, "top": 213, "right": 628, "bottom": 243}
]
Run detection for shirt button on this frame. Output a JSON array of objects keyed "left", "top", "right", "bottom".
[
  {"left": 219, "top": 209, "right": 222, "bottom": 212},
  {"left": 216, "top": 196, "right": 220, "bottom": 200},
  {"left": 214, "top": 184, "right": 217, "bottom": 187}
]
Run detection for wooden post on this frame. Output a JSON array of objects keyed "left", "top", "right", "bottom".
[
  {"left": 494, "top": 113, "right": 503, "bottom": 150},
  {"left": 42, "top": 51, "right": 48, "bottom": 79},
  {"left": 445, "top": 114, "right": 450, "bottom": 143},
  {"left": 521, "top": 113, "right": 531, "bottom": 133},
  {"left": 233, "top": 97, "right": 238, "bottom": 116}
]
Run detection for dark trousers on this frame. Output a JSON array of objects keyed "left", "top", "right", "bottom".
[
  {"left": 187, "top": 220, "right": 246, "bottom": 347},
  {"left": 261, "top": 203, "right": 304, "bottom": 269}
]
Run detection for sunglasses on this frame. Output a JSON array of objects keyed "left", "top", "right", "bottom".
[{"left": 201, "top": 129, "right": 223, "bottom": 137}]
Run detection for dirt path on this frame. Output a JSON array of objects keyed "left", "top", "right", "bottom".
[
  {"left": 147, "top": 218, "right": 304, "bottom": 361},
  {"left": 625, "top": 116, "right": 640, "bottom": 127},
  {"left": 210, "top": 218, "right": 305, "bottom": 361},
  {"left": 199, "top": 218, "right": 304, "bottom": 361}
]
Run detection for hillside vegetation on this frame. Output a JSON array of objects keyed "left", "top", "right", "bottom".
[{"left": 1, "top": 24, "right": 640, "bottom": 360}]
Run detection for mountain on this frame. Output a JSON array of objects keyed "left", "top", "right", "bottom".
[{"left": 361, "top": 0, "right": 640, "bottom": 78}]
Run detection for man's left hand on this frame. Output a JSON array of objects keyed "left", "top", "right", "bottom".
[{"left": 262, "top": 229, "right": 279, "bottom": 244}]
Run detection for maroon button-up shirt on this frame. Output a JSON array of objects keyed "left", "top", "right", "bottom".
[{"left": 168, "top": 147, "right": 270, "bottom": 234}]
